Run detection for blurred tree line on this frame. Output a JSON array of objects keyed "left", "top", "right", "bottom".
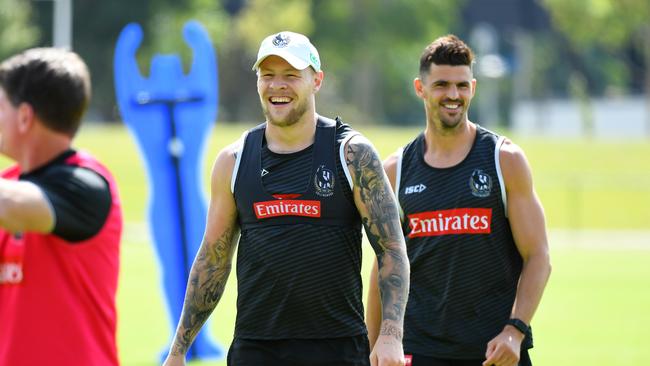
[{"left": 0, "top": 0, "right": 647, "bottom": 125}]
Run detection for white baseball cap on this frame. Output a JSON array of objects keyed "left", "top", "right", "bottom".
[{"left": 252, "top": 31, "right": 321, "bottom": 72}]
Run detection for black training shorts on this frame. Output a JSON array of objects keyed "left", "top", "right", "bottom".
[
  {"left": 404, "top": 348, "right": 532, "bottom": 366},
  {"left": 227, "top": 335, "right": 371, "bottom": 366}
]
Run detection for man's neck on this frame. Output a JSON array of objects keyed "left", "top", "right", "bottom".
[
  {"left": 422, "top": 120, "right": 476, "bottom": 168},
  {"left": 18, "top": 131, "right": 71, "bottom": 173},
  {"left": 265, "top": 112, "right": 318, "bottom": 154}
]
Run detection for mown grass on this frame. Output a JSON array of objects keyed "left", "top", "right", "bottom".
[{"left": 2, "top": 123, "right": 649, "bottom": 365}]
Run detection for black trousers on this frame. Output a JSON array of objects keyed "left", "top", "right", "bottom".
[
  {"left": 405, "top": 349, "right": 532, "bottom": 366},
  {"left": 227, "top": 335, "right": 371, "bottom": 366}
]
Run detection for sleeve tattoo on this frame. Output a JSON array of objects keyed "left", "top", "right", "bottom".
[
  {"left": 346, "top": 139, "right": 409, "bottom": 340},
  {"left": 169, "top": 227, "right": 237, "bottom": 356}
]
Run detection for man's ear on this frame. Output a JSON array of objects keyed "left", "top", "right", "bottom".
[
  {"left": 414, "top": 77, "right": 424, "bottom": 98},
  {"left": 313, "top": 70, "right": 324, "bottom": 92},
  {"left": 16, "top": 103, "right": 35, "bottom": 134}
]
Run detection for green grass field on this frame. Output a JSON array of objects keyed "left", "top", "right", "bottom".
[{"left": 3, "top": 123, "right": 650, "bottom": 365}]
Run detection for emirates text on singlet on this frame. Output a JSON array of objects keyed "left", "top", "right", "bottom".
[
  {"left": 407, "top": 208, "right": 492, "bottom": 238},
  {"left": 254, "top": 199, "right": 321, "bottom": 219}
]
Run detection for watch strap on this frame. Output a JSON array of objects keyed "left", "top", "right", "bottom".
[{"left": 507, "top": 318, "right": 530, "bottom": 336}]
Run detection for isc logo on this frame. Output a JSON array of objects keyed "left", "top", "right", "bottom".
[{"left": 404, "top": 184, "right": 426, "bottom": 195}]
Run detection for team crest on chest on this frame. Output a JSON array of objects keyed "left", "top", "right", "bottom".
[
  {"left": 314, "top": 164, "right": 335, "bottom": 197},
  {"left": 469, "top": 169, "right": 492, "bottom": 197}
]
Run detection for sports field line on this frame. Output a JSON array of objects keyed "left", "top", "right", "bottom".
[
  {"left": 548, "top": 229, "right": 650, "bottom": 250},
  {"left": 123, "top": 222, "right": 650, "bottom": 251}
]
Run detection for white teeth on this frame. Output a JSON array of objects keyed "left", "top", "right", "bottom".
[
  {"left": 270, "top": 97, "right": 291, "bottom": 103},
  {"left": 443, "top": 104, "right": 459, "bottom": 109}
]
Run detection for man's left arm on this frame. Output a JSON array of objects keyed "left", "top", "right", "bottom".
[
  {"left": 483, "top": 140, "right": 552, "bottom": 366},
  {"left": 345, "top": 136, "right": 409, "bottom": 366},
  {"left": 0, "top": 179, "right": 54, "bottom": 233}
]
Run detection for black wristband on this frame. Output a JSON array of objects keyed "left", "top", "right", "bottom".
[{"left": 507, "top": 318, "right": 530, "bottom": 336}]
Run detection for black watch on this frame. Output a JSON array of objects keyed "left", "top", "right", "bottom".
[{"left": 506, "top": 318, "right": 530, "bottom": 336}]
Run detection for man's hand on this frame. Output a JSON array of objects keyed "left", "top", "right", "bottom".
[
  {"left": 161, "top": 354, "right": 186, "bottom": 366},
  {"left": 370, "top": 334, "right": 405, "bottom": 366},
  {"left": 482, "top": 326, "right": 524, "bottom": 366}
]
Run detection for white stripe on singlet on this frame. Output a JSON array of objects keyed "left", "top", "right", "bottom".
[
  {"left": 494, "top": 135, "right": 508, "bottom": 217},
  {"left": 231, "top": 131, "right": 249, "bottom": 194},
  {"left": 339, "top": 132, "right": 360, "bottom": 190},
  {"left": 394, "top": 147, "right": 404, "bottom": 220}
]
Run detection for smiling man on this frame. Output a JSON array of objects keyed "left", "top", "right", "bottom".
[
  {"left": 366, "top": 35, "right": 551, "bottom": 366},
  {"left": 163, "top": 31, "right": 409, "bottom": 366}
]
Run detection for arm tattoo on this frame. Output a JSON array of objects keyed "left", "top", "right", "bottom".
[
  {"left": 346, "top": 142, "right": 402, "bottom": 249},
  {"left": 169, "top": 227, "right": 237, "bottom": 356},
  {"left": 346, "top": 139, "right": 409, "bottom": 339},
  {"left": 380, "top": 322, "right": 403, "bottom": 341}
]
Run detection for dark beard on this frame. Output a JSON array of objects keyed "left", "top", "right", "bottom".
[{"left": 440, "top": 114, "right": 463, "bottom": 129}]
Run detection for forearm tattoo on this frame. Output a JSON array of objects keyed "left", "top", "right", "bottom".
[
  {"left": 380, "top": 322, "right": 403, "bottom": 341},
  {"left": 346, "top": 139, "right": 409, "bottom": 339},
  {"left": 169, "top": 228, "right": 237, "bottom": 356}
]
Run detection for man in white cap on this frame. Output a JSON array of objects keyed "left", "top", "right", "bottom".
[{"left": 163, "top": 31, "right": 410, "bottom": 366}]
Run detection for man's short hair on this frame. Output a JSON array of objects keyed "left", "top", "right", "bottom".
[
  {"left": 0, "top": 48, "right": 91, "bottom": 137},
  {"left": 419, "top": 35, "right": 475, "bottom": 78}
]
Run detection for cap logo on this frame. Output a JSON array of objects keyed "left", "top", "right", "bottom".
[
  {"left": 272, "top": 33, "right": 290, "bottom": 48},
  {"left": 310, "top": 52, "right": 320, "bottom": 69}
]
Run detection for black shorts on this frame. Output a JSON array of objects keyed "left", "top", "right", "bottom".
[
  {"left": 227, "top": 335, "right": 371, "bottom": 366},
  {"left": 404, "top": 349, "right": 531, "bottom": 366}
]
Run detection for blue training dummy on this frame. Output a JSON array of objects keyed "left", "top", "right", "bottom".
[{"left": 114, "top": 20, "right": 223, "bottom": 361}]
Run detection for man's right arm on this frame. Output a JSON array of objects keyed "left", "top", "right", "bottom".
[
  {"left": 365, "top": 153, "right": 399, "bottom": 350},
  {"left": 0, "top": 179, "right": 54, "bottom": 233},
  {"left": 163, "top": 144, "right": 240, "bottom": 366}
]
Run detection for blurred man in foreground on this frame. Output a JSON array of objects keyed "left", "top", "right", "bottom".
[{"left": 0, "top": 48, "right": 122, "bottom": 366}]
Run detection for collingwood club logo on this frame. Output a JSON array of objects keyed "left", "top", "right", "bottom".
[
  {"left": 469, "top": 169, "right": 492, "bottom": 197},
  {"left": 272, "top": 33, "right": 290, "bottom": 48},
  {"left": 314, "top": 164, "right": 335, "bottom": 197}
]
